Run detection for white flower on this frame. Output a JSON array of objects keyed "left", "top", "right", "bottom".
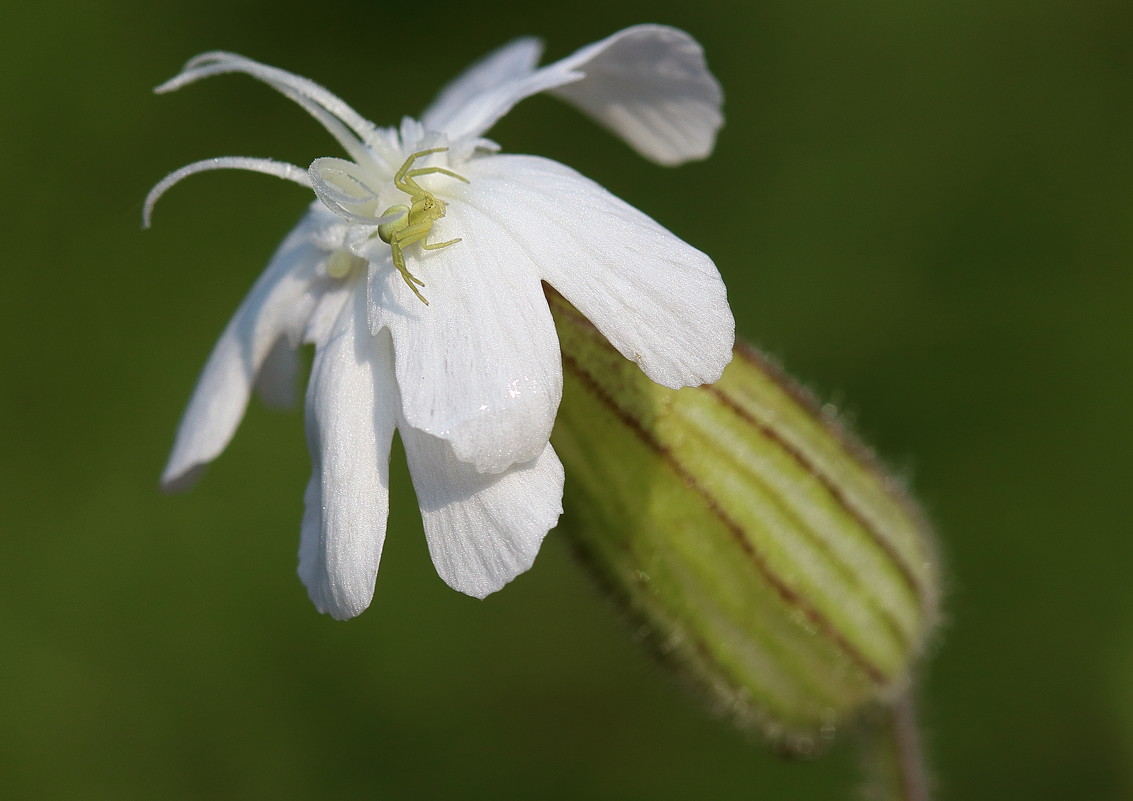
[{"left": 148, "top": 24, "right": 735, "bottom": 620}]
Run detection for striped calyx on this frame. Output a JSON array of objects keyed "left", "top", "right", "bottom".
[{"left": 548, "top": 291, "right": 940, "bottom": 750}]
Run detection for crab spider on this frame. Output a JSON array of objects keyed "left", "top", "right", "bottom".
[{"left": 376, "top": 147, "right": 469, "bottom": 305}]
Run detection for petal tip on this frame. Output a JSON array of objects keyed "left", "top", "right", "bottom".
[{"left": 160, "top": 462, "right": 205, "bottom": 494}]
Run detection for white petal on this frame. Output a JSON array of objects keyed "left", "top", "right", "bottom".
[
  {"left": 400, "top": 429, "right": 563, "bottom": 599},
  {"left": 461, "top": 154, "right": 734, "bottom": 389},
  {"left": 162, "top": 213, "right": 328, "bottom": 491},
  {"left": 370, "top": 195, "right": 562, "bottom": 474},
  {"left": 423, "top": 25, "right": 721, "bottom": 166},
  {"left": 302, "top": 277, "right": 353, "bottom": 347},
  {"left": 253, "top": 337, "right": 299, "bottom": 408},
  {"left": 422, "top": 37, "right": 544, "bottom": 133},
  {"left": 420, "top": 39, "right": 585, "bottom": 143},
  {"left": 549, "top": 25, "right": 723, "bottom": 165},
  {"left": 298, "top": 290, "right": 397, "bottom": 620}
]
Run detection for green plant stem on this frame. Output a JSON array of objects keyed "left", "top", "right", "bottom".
[{"left": 858, "top": 688, "right": 932, "bottom": 801}]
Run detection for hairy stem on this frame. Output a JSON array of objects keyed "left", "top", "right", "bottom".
[{"left": 857, "top": 687, "right": 932, "bottom": 801}]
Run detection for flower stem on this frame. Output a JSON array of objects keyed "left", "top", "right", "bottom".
[{"left": 857, "top": 687, "right": 932, "bottom": 801}]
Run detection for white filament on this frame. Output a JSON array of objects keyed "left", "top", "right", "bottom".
[
  {"left": 156, "top": 52, "right": 376, "bottom": 167},
  {"left": 143, "top": 157, "right": 311, "bottom": 228}
]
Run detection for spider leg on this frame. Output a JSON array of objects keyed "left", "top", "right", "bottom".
[
  {"left": 396, "top": 175, "right": 424, "bottom": 196},
  {"left": 421, "top": 237, "right": 461, "bottom": 251},
  {"left": 394, "top": 147, "right": 448, "bottom": 180},
  {"left": 405, "top": 166, "right": 469, "bottom": 184},
  {"left": 396, "top": 169, "right": 465, "bottom": 198},
  {"left": 395, "top": 220, "right": 441, "bottom": 249},
  {"left": 389, "top": 240, "right": 429, "bottom": 305},
  {"left": 397, "top": 167, "right": 468, "bottom": 196},
  {"left": 394, "top": 148, "right": 453, "bottom": 192},
  {"left": 388, "top": 241, "right": 425, "bottom": 284},
  {"left": 396, "top": 220, "right": 462, "bottom": 253}
]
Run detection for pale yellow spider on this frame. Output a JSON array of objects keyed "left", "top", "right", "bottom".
[{"left": 376, "top": 147, "right": 469, "bottom": 305}]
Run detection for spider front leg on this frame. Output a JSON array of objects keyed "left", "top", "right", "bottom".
[
  {"left": 420, "top": 236, "right": 462, "bottom": 251},
  {"left": 388, "top": 237, "right": 429, "bottom": 306},
  {"left": 393, "top": 148, "right": 469, "bottom": 194},
  {"left": 385, "top": 221, "right": 462, "bottom": 306},
  {"left": 379, "top": 206, "right": 428, "bottom": 304},
  {"left": 398, "top": 165, "right": 469, "bottom": 197},
  {"left": 395, "top": 220, "right": 449, "bottom": 250},
  {"left": 393, "top": 147, "right": 447, "bottom": 187}
]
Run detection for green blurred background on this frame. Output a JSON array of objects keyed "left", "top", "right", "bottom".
[{"left": 3, "top": 0, "right": 1132, "bottom": 797}]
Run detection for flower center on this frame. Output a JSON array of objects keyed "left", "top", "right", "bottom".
[{"left": 372, "top": 148, "right": 470, "bottom": 306}]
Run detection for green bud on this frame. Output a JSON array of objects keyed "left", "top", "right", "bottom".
[{"left": 548, "top": 292, "right": 940, "bottom": 750}]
